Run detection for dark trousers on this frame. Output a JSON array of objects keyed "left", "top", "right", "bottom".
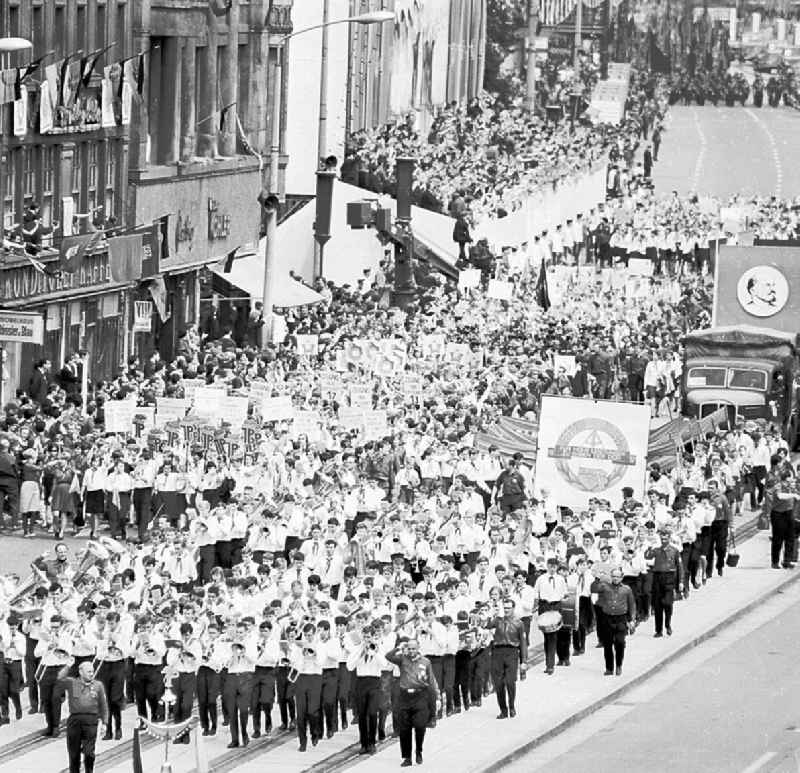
[
  {"left": 320, "top": 668, "right": 339, "bottom": 735},
  {"left": 107, "top": 493, "right": 130, "bottom": 540},
  {"left": 337, "top": 663, "right": 351, "bottom": 726},
  {"left": 276, "top": 666, "right": 296, "bottom": 726},
  {"left": 197, "top": 545, "right": 216, "bottom": 584},
  {"left": 0, "top": 479, "right": 19, "bottom": 522},
  {"left": 556, "top": 628, "right": 571, "bottom": 663},
  {"left": 490, "top": 646, "right": 518, "bottom": 713},
  {"left": 603, "top": 614, "right": 628, "bottom": 671},
  {"left": 454, "top": 651, "right": 471, "bottom": 709},
  {"left": 132, "top": 487, "right": 152, "bottom": 541},
  {"left": 250, "top": 666, "right": 275, "bottom": 732},
  {"left": 441, "top": 653, "right": 455, "bottom": 712},
  {"left": 0, "top": 658, "right": 22, "bottom": 718},
  {"left": 40, "top": 665, "right": 63, "bottom": 732},
  {"left": 173, "top": 672, "right": 196, "bottom": 725},
  {"left": 354, "top": 675, "right": 381, "bottom": 749},
  {"left": 25, "top": 652, "right": 39, "bottom": 710},
  {"left": 394, "top": 689, "right": 429, "bottom": 760},
  {"left": 134, "top": 663, "right": 164, "bottom": 720},
  {"left": 771, "top": 511, "right": 795, "bottom": 566},
  {"left": 66, "top": 713, "right": 99, "bottom": 773},
  {"left": 223, "top": 671, "right": 253, "bottom": 744},
  {"left": 215, "top": 540, "right": 232, "bottom": 570},
  {"left": 293, "top": 673, "right": 321, "bottom": 745},
  {"left": 707, "top": 520, "right": 729, "bottom": 574},
  {"left": 97, "top": 661, "right": 124, "bottom": 732},
  {"left": 652, "top": 571, "right": 676, "bottom": 634},
  {"left": 197, "top": 666, "right": 221, "bottom": 732},
  {"left": 751, "top": 466, "right": 767, "bottom": 508},
  {"left": 230, "top": 537, "right": 245, "bottom": 566}
]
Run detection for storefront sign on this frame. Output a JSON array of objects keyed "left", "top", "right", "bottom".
[
  {"left": 133, "top": 301, "right": 153, "bottom": 332},
  {"left": 208, "top": 198, "right": 232, "bottom": 241},
  {"left": 0, "top": 311, "right": 44, "bottom": 345},
  {"left": 0, "top": 252, "right": 112, "bottom": 302},
  {"left": 176, "top": 212, "right": 195, "bottom": 244}
]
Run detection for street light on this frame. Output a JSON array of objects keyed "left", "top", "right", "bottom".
[
  {"left": 0, "top": 37, "right": 32, "bottom": 70},
  {"left": 260, "top": 8, "right": 394, "bottom": 347}
]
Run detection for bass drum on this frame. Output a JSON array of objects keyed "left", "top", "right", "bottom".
[
  {"left": 559, "top": 595, "right": 577, "bottom": 630},
  {"left": 537, "top": 610, "right": 563, "bottom": 633}
]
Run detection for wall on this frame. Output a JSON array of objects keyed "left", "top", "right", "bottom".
[
  {"left": 284, "top": 0, "right": 351, "bottom": 195},
  {"left": 128, "top": 162, "right": 262, "bottom": 272}
]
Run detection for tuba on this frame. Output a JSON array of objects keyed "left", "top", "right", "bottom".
[
  {"left": 9, "top": 561, "right": 50, "bottom": 609},
  {"left": 73, "top": 541, "right": 111, "bottom": 586},
  {"left": 347, "top": 537, "right": 366, "bottom": 576}
]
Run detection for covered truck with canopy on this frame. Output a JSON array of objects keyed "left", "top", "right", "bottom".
[{"left": 682, "top": 325, "right": 800, "bottom": 445}]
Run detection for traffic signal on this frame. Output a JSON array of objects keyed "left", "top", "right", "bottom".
[{"left": 314, "top": 170, "right": 336, "bottom": 247}]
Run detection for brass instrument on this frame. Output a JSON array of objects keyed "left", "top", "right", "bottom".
[
  {"left": 393, "top": 612, "right": 418, "bottom": 633},
  {"left": 73, "top": 541, "right": 111, "bottom": 586},
  {"left": 8, "top": 561, "right": 50, "bottom": 609}
]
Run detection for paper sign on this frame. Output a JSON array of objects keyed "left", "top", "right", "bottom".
[
  {"left": 337, "top": 406, "right": 364, "bottom": 431},
  {"left": 155, "top": 398, "right": 190, "bottom": 427},
  {"left": 420, "top": 334, "right": 446, "bottom": 358},
  {"left": 458, "top": 269, "right": 481, "bottom": 289},
  {"left": 292, "top": 410, "right": 322, "bottom": 441},
  {"left": 104, "top": 399, "right": 137, "bottom": 433},
  {"left": 627, "top": 258, "right": 653, "bottom": 276},
  {"left": 402, "top": 374, "right": 424, "bottom": 397},
  {"left": 216, "top": 396, "right": 249, "bottom": 429},
  {"left": 319, "top": 373, "right": 342, "bottom": 394},
  {"left": 553, "top": 354, "right": 577, "bottom": 376},
  {"left": 296, "top": 334, "right": 319, "bottom": 356},
  {"left": 350, "top": 384, "right": 373, "bottom": 410},
  {"left": 361, "top": 409, "right": 389, "bottom": 441},
  {"left": 193, "top": 386, "right": 225, "bottom": 420},
  {"left": 487, "top": 279, "right": 513, "bottom": 301},
  {"left": 261, "top": 395, "right": 295, "bottom": 422}
]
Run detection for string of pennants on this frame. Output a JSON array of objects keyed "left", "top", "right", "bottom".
[{"left": 0, "top": 44, "right": 151, "bottom": 137}]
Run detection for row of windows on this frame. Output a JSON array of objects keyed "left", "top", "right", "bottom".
[
  {"left": 1, "top": 141, "right": 121, "bottom": 237},
  {"left": 3, "top": 0, "right": 129, "bottom": 70}
]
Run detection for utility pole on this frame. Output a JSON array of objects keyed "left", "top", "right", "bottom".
[
  {"left": 258, "top": 191, "right": 280, "bottom": 348},
  {"left": 393, "top": 157, "right": 417, "bottom": 309},
  {"left": 525, "top": 0, "right": 539, "bottom": 112},
  {"left": 574, "top": 0, "right": 583, "bottom": 70},
  {"left": 317, "top": 0, "right": 330, "bottom": 168}
]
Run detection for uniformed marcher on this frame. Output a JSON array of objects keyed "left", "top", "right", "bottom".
[
  {"left": 645, "top": 530, "right": 683, "bottom": 636},
  {"left": 57, "top": 659, "right": 109, "bottom": 773},
  {"left": 385, "top": 637, "right": 439, "bottom": 767},
  {"left": 488, "top": 598, "right": 527, "bottom": 718},
  {"left": 591, "top": 567, "right": 636, "bottom": 675}
]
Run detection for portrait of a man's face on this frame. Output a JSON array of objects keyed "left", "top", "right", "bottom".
[
  {"left": 737, "top": 266, "right": 789, "bottom": 317},
  {"left": 745, "top": 275, "right": 777, "bottom": 307}
]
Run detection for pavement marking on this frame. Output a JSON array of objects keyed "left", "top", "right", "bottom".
[
  {"left": 689, "top": 108, "right": 707, "bottom": 193},
  {"left": 744, "top": 108, "right": 783, "bottom": 198},
  {"left": 740, "top": 751, "right": 777, "bottom": 773}
]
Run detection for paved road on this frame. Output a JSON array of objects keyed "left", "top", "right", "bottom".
[
  {"left": 652, "top": 105, "right": 800, "bottom": 199},
  {"left": 0, "top": 532, "right": 87, "bottom": 577},
  {"left": 506, "top": 577, "right": 800, "bottom": 773}
]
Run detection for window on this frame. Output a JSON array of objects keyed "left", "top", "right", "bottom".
[
  {"left": 22, "top": 147, "right": 35, "bottom": 207},
  {"left": 96, "top": 4, "right": 107, "bottom": 54},
  {"left": 686, "top": 367, "right": 726, "bottom": 388},
  {"left": 32, "top": 6, "right": 45, "bottom": 59},
  {"left": 76, "top": 5, "right": 88, "bottom": 55},
  {"left": 72, "top": 144, "right": 83, "bottom": 214},
  {"left": 88, "top": 142, "right": 98, "bottom": 214},
  {"left": 2, "top": 150, "right": 17, "bottom": 231},
  {"left": 41, "top": 146, "right": 56, "bottom": 234},
  {"left": 117, "top": 2, "right": 128, "bottom": 59},
  {"left": 105, "top": 140, "right": 117, "bottom": 218},
  {"left": 9, "top": 6, "right": 20, "bottom": 39},
  {"left": 728, "top": 369, "right": 767, "bottom": 391},
  {"left": 54, "top": 7, "right": 66, "bottom": 58}
]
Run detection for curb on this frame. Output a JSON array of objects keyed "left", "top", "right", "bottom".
[{"left": 482, "top": 564, "right": 800, "bottom": 773}]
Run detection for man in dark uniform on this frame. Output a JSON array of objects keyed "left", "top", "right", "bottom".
[
  {"left": 591, "top": 567, "right": 636, "bottom": 675},
  {"left": 386, "top": 637, "right": 439, "bottom": 767},
  {"left": 57, "top": 658, "right": 108, "bottom": 773},
  {"left": 645, "top": 530, "right": 683, "bottom": 637},
  {"left": 488, "top": 598, "right": 527, "bottom": 719}
]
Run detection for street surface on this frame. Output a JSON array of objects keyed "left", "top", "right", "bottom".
[
  {"left": 0, "top": 532, "right": 86, "bottom": 578},
  {"left": 652, "top": 106, "right": 800, "bottom": 199},
  {"left": 506, "top": 578, "right": 800, "bottom": 773}
]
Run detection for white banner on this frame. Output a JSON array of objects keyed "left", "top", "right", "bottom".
[
  {"left": 535, "top": 395, "right": 650, "bottom": 509},
  {"left": 155, "top": 397, "right": 190, "bottom": 427},
  {"left": 261, "top": 395, "right": 295, "bottom": 422},
  {"left": 458, "top": 268, "right": 481, "bottom": 290},
  {"left": 104, "top": 399, "right": 137, "bottom": 434},
  {"left": 487, "top": 279, "right": 513, "bottom": 301},
  {"left": 627, "top": 257, "right": 653, "bottom": 276}
]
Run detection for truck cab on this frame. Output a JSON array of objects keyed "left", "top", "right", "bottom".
[{"left": 682, "top": 326, "right": 800, "bottom": 444}]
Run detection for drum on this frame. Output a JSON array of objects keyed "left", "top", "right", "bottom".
[
  {"left": 559, "top": 596, "right": 577, "bottom": 630},
  {"left": 537, "top": 610, "right": 563, "bottom": 633}
]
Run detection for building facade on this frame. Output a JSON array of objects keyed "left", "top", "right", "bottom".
[
  {"left": 0, "top": 0, "right": 133, "bottom": 398},
  {"left": 127, "top": 0, "right": 293, "bottom": 362}
]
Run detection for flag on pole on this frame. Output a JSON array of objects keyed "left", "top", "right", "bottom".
[
  {"left": 222, "top": 246, "right": 239, "bottom": 273},
  {"left": 535, "top": 258, "right": 551, "bottom": 311},
  {"left": 59, "top": 231, "right": 103, "bottom": 274}
]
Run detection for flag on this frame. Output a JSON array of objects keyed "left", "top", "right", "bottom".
[
  {"left": 132, "top": 727, "right": 144, "bottom": 773},
  {"left": 79, "top": 44, "right": 113, "bottom": 93},
  {"left": 535, "top": 258, "right": 551, "bottom": 311},
  {"left": 141, "top": 215, "right": 170, "bottom": 277},
  {"left": 540, "top": 0, "right": 578, "bottom": 26},
  {"left": 19, "top": 53, "right": 50, "bottom": 83},
  {"left": 148, "top": 275, "right": 170, "bottom": 322},
  {"left": 59, "top": 231, "right": 102, "bottom": 274},
  {"left": 219, "top": 102, "right": 233, "bottom": 133},
  {"left": 222, "top": 247, "right": 238, "bottom": 273},
  {"left": 235, "top": 112, "right": 263, "bottom": 171},
  {"left": 108, "top": 233, "right": 143, "bottom": 283}
]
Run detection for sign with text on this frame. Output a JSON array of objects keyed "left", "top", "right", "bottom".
[
  {"left": 0, "top": 311, "right": 44, "bottom": 345},
  {"left": 155, "top": 398, "right": 190, "bottom": 427},
  {"left": 487, "top": 279, "right": 513, "bottom": 301},
  {"left": 104, "top": 399, "right": 137, "bottom": 434},
  {"left": 260, "top": 395, "right": 295, "bottom": 422}
]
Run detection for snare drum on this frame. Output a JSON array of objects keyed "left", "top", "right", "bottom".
[
  {"left": 537, "top": 610, "right": 563, "bottom": 633},
  {"left": 559, "top": 596, "right": 577, "bottom": 630}
]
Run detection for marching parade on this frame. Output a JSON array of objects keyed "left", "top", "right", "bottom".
[{"left": 1, "top": 0, "right": 800, "bottom": 772}]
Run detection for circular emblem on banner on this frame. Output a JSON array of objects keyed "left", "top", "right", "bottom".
[
  {"left": 736, "top": 266, "right": 789, "bottom": 317},
  {"left": 548, "top": 418, "right": 637, "bottom": 493}
]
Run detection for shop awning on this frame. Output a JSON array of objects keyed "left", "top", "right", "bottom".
[{"left": 211, "top": 257, "right": 324, "bottom": 307}]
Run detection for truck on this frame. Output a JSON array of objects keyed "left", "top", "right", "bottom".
[{"left": 682, "top": 325, "right": 800, "bottom": 446}]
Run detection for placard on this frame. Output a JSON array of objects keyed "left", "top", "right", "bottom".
[
  {"left": 420, "top": 334, "right": 446, "bottom": 358},
  {"left": 627, "top": 257, "right": 654, "bottom": 276},
  {"left": 337, "top": 406, "right": 364, "bottom": 431},
  {"left": 350, "top": 384, "right": 373, "bottom": 410},
  {"left": 292, "top": 410, "right": 322, "bottom": 441},
  {"left": 458, "top": 269, "right": 481, "bottom": 290},
  {"left": 261, "top": 395, "right": 295, "bottom": 421},
  {"left": 553, "top": 354, "right": 577, "bottom": 376},
  {"left": 193, "top": 387, "right": 225, "bottom": 420},
  {"left": 216, "top": 396, "right": 249, "bottom": 429},
  {"left": 104, "top": 399, "right": 137, "bottom": 434},
  {"left": 155, "top": 398, "right": 190, "bottom": 427},
  {"left": 295, "top": 334, "right": 319, "bottom": 357},
  {"left": 487, "top": 279, "right": 513, "bottom": 301},
  {"left": 361, "top": 409, "right": 389, "bottom": 441},
  {"left": 401, "top": 374, "right": 424, "bottom": 397},
  {"left": 318, "top": 373, "right": 343, "bottom": 394},
  {"left": 181, "top": 379, "right": 208, "bottom": 401}
]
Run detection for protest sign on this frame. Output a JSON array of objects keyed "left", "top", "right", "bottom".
[
  {"left": 458, "top": 269, "right": 481, "bottom": 290},
  {"left": 337, "top": 406, "right": 364, "bottom": 431},
  {"left": 292, "top": 410, "right": 322, "bottom": 441},
  {"left": 627, "top": 257, "right": 654, "bottom": 276},
  {"left": 216, "top": 396, "right": 249, "bottom": 429},
  {"left": 155, "top": 398, "right": 190, "bottom": 427},
  {"left": 193, "top": 387, "right": 225, "bottom": 420},
  {"left": 553, "top": 354, "right": 577, "bottom": 376},
  {"left": 536, "top": 395, "right": 650, "bottom": 509},
  {"left": 420, "top": 334, "right": 446, "bottom": 358},
  {"left": 401, "top": 374, "right": 424, "bottom": 398},
  {"left": 361, "top": 409, "right": 388, "bottom": 440},
  {"left": 350, "top": 383, "right": 373, "bottom": 410},
  {"left": 104, "top": 399, "right": 137, "bottom": 433},
  {"left": 295, "top": 334, "right": 319, "bottom": 357},
  {"left": 319, "top": 373, "right": 343, "bottom": 395},
  {"left": 487, "top": 279, "right": 513, "bottom": 301},
  {"left": 181, "top": 379, "right": 207, "bottom": 401},
  {"left": 260, "top": 395, "right": 296, "bottom": 422}
]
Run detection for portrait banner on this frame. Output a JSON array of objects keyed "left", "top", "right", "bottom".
[{"left": 536, "top": 395, "right": 650, "bottom": 509}]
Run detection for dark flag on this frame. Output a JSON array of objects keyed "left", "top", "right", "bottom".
[
  {"left": 108, "top": 234, "right": 143, "bottom": 283},
  {"left": 535, "top": 258, "right": 551, "bottom": 311},
  {"left": 19, "top": 53, "right": 51, "bottom": 83},
  {"left": 219, "top": 102, "right": 233, "bottom": 132},
  {"left": 141, "top": 215, "right": 170, "bottom": 277},
  {"left": 649, "top": 32, "right": 671, "bottom": 75},
  {"left": 135, "top": 51, "right": 146, "bottom": 95},
  {"left": 59, "top": 231, "right": 103, "bottom": 273},
  {"left": 222, "top": 246, "right": 238, "bottom": 273}
]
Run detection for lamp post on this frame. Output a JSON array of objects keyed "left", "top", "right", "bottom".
[
  {"left": 0, "top": 37, "right": 32, "bottom": 70},
  {"left": 260, "top": 9, "right": 393, "bottom": 347}
]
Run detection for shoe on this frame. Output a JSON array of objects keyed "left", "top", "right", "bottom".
[
  {"left": 227, "top": 741, "right": 240, "bottom": 749},
  {"left": 426, "top": 718, "right": 436, "bottom": 729},
  {"left": 416, "top": 752, "right": 424, "bottom": 764},
  {"left": 102, "top": 731, "right": 113, "bottom": 741},
  {"left": 222, "top": 718, "right": 229, "bottom": 727},
  {"left": 28, "top": 707, "right": 37, "bottom": 715},
  {"left": 43, "top": 729, "right": 54, "bottom": 737},
  {"left": 474, "top": 698, "right": 482, "bottom": 707},
  {"left": 666, "top": 626, "right": 672, "bottom": 636},
  {"left": 209, "top": 727, "right": 217, "bottom": 737},
  {"left": 454, "top": 706, "right": 462, "bottom": 714},
  {"left": 496, "top": 712, "right": 508, "bottom": 720},
  {"left": 252, "top": 729, "right": 261, "bottom": 739},
  {"left": 557, "top": 660, "right": 565, "bottom": 666},
  {"left": 784, "top": 563, "right": 796, "bottom": 569},
  {"left": 242, "top": 732, "right": 249, "bottom": 747},
  {"left": 115, "top": 728, "right": 122, "bottom": 740},
  {"left": 401, "top": 760, "right": 413, "bottom": 768},
  {"left": 341, "top": 719, "right": 348, "bottom": 730},
  {"left": 51, "top": 730, "right": 60, "bottom": 738},
  {"left": 298, "top": 742, "right": 307, "bottom": 752},
  {"left": 359, "top": 746, "right": 370, "bottom": 755},
  {"left": 563, "top": 660, "right": 571, "bottom": 667},
  {"left": 289, "top": 720, "right": 296, "bottom": 731},
  {"left": 509, "top": 708, "right": 516, "bottom": 718},
  {"left": 445, "top": 708, "right": 453, "bottom": 717},
  {"left": 279, "top": 723, "right": 288, "bottom": 732},
  {"left": 546, "top": 668, "right": 554, "bottom": 675},
  {"left": 604, "top": 669, "right": 613, "bottom": 676},
  {"left": 772, "top": 564, "right": 781, "bottom": 569},
  {"left": 717, "top": 569, "right": 723, "bottom": 577},
  {"left": 326, "top": 730, "right": 334, "bottom": 739},
  {"left": 654, "top": 632, "right": 663, "bottom": 638},
  {"left": 615, "top": 667, "right": 622, "bottom": 676},
  {"left": 15, "top": 708, "right": 22, "bottom": 720},
  {"left": 311, "top": 736, "right": 319, "bottom": 747}
]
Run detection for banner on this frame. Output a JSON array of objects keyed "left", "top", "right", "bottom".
[
  {"left": 155, "top": 397, "right": 190, "bottom": 426},
  {"left": 133, "top": 301, "right": 152, "bottom": 332},
  {"left": 713, "top": 245, "right": 800, "bottom": 331},
  {"left": 104, "top": 399, "right": 137, "bottom": 433},
  {"left": 292, "top": 410, "right": 322, "bottom": 441},
  {"left": 13, "top": 85, "right": 27, "bottom": 138},
  {"left": 535, "top": 395, "right": 650, "bottom": 509},
  {"left": 627, "top": 257, "right": 653, "bottom": 276},
  {"left": 0, "top": 311, "right": 44, "bottom": 345}
]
